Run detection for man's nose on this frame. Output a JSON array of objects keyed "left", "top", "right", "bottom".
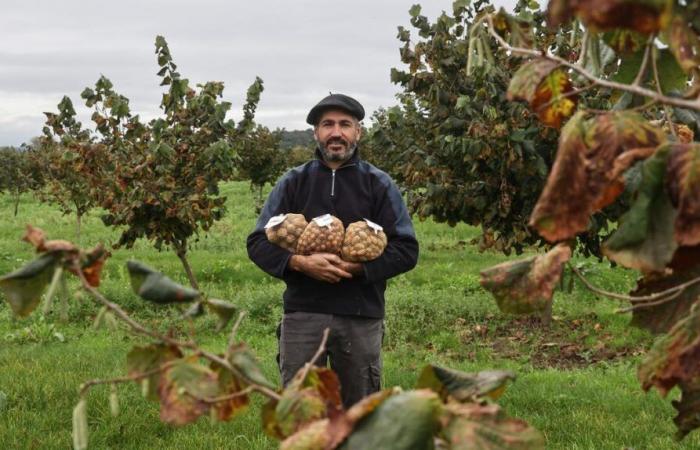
[{"left": 330, "top": 124, "right": 343, "bottom": 136}]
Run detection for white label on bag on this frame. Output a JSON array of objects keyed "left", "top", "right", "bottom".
[
  {"left": 364, "top": 219, "right": 383, "bottom": 234},
  {"left": 313, "top": 214, "right": 334, "bottom": 228},
  {"left": 264, "top": 214, "right": 288, "bottom": 229}
]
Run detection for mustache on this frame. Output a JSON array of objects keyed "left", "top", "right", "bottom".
[{"left": 326, "top": 137, "right": 348, "bottom": 146}]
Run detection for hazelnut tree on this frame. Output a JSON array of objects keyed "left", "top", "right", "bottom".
[
  {"left": 459, "top": 0, "right": 700, "bottom": 439},
  {"left": 42, "top": 36, "right": 264, "bottom": 289},
  {"left": 234, "top": 124, "right": 286, "bottom": 213}
]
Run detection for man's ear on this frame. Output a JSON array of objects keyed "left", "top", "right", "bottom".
[{"left": 313, "top": 126, "right": 319, "bottom": 142}]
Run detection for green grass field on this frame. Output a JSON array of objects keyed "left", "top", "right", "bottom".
[{"left": 0, "top": 182, "right": 697, "bottom": 449}]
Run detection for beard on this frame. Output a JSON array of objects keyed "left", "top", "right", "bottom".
[{"left": 318, "top": 137, "right": 357, "bottom": 163}]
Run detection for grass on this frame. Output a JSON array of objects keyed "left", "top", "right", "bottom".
[{"left": 0, "top": 182, "right": 698, "bottom": 449}]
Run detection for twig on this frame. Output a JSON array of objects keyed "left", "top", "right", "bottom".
[
  {"left": 72, "top": 262, "right": 281, "bottom": 401},
  {"left": 651, "top": 46, "right": 679, "bottom": 139},
  {"left": 297, "top": 328, "right": 330, "bottom": 385},
  {"left": 632, "top": 36, "right": 654, "bottom": 87},
  {"left": 79, "top": 366, "right": 163, "bottom": 396},
  {"left": 569, "top": 264, "right": 700, "bottom": 303},
  {"left": 229, "top": 311, "right": 247, "bottom": 346},
  {"left": 483, "top": 15, "right": 700, "bottom": 112},
  {"left": 201, "top": 386, "right": 255, "bottom": 404},
  {"left": 615, "top": 289, "right": 685, "bottom": 313}
]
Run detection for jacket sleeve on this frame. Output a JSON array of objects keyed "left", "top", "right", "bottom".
[
  {"left": 363, "top": 176, "right": 419, "bottom": 283},
  {"left": 246, "top": 173, "right": 295, "bottom": 279}
]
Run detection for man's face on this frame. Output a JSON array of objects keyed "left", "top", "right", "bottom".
[{"left": 314, "top": 109, "right": 362, "bottom": 164}]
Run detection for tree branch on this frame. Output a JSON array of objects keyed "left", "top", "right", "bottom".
[
  {"left": 483, "top": 15, "right": 700, "bottom": 112},
  {"left": 569, "top": 264, "right": 700, "bottom": 304},
  {"left": 72, "top": 262, "right": 281, "bottom": 401}
]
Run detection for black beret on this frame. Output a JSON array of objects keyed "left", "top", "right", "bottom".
[{"left": 306, "top": 93, "right": 365, "bottom": 125}]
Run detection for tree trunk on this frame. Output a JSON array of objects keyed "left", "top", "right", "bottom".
[
  {"left": 175, "top": 241, "right": 200, "bottom": 291},
  {"left": 540, "top": 300, "right": 553, "bottom": 328},
  {"left": 13, "top": 192, "right": 20, "bottom": 217},
  {"left": 256, "top": 184, "right": 264, "bottom": 214},
  {"left": 76, "top": 212, "right": 82, "bottom": 242}
]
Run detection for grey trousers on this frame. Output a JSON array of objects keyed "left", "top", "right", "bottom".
[{"left": 278, "top": 311, "right": 383, "bottom": 408}]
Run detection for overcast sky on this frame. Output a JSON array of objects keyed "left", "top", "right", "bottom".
[{"left": 1, "top": 0, "right": 515, "bottom": 146}]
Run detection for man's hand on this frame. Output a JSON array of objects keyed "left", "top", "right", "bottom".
[
  {"left": 321, "top": 254, "right": 364, "bottom": 277},
  {"left": 289, "top": 254, "right": 353, "bottom": 283}
]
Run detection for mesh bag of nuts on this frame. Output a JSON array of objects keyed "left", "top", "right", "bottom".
[
  {"left": 264, "top": 213, "right": 308, "bottom": 252},
  {"left": 296, "top": 214, "right": 345, "bottom": 255},
  {"left": 341, "top": 219, "right": 388, "bottom": 262}
]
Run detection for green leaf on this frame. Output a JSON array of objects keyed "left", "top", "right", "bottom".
[
  {"left": 158, "top": 358, "right": 219, "bottom": 426},
  {"left": 441, "top": 402, "right": 544, "bottom": 449},
  {"left": 603, "top": 146, "right": 678, "bottom": 272},
  {"left": 603, "top": 29, "right": 647, "bottom": 54},
  {"left": 126, "top": 261, "right": 200, "bottom": 304},
  {"left": 0, "top": 253, "right": 59, "bottom": 317},
  {"left": 338, "top": 390, "right": 441, "bottom": 450},
  {"left": 126, "top": 343, "right": 182, "bottom": 400},
  {"left": 206, "top": 298, "right": 237, "bottom": 332},
  {"left": 657, "top": 49, "right": 690, "bottom": 94},
  {"left": 416, "top": 365, "right": 516, "bottom": 402},
  {"left": 409, "top": 4, "right": 421, "bottom": 17},
  {"left": 480, "top": 243, "right": 571, "bottom": 314},
  {"left": 228, "top": 343, "right": 275, "bottom": 389}
]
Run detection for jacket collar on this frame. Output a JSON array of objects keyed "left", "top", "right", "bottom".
[{"left": 314, "top": 145, "right": 361, "bottom": 169}]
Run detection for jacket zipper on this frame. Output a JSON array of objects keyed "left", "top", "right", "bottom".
[{"left": 331, "top": 170, "right": 336, "bottom": 197}]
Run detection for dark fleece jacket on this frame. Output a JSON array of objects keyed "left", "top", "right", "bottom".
[{"left": 246, "top": 149, "right": 418, "bottom": 318}]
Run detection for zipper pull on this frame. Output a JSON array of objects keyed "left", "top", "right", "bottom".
[{"left": 331, "top": 169, "right": 336, "bottom": 197}]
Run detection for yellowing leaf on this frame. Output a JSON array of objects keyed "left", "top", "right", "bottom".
[
  {"left": 666, "top": 143, "right": 700, "bottom": 246},
  {"left": 480, "top": 243, "right": 571, "bottom": 314},
  {"left": 668, "top": 15, "right": 700, "bottom": 74},
  {"left": 508, "top": 59, "right": 576, "bottom": 127},
  {"left": 530, "top": 111, "right": 665, "bottom": 242},
  {"left": 532, "top": 69, "right": 578, "bottom": 128},
  {"left": 630, "top": 263, "right": 700, "bottom": 335},
  {"left": 416, "top": 365, "right": 516, "bottom": 402},
  {"left": 158, "top": 358, "right": 219, "bottom": 426},
  {"left": 639, "top": 302, "right": 700, "bottom": 397},
  {"left": 440, "top": 402, "right": 544, "bottom": 449},
  {"left": 126, "top": 343, "right": 182, "bottom": 400},
  {"left": 210, "top": 360, "right": 250, "bottom": 421},
  {"left": 547, "top": 0, "right": 673, "bottom": 34}
]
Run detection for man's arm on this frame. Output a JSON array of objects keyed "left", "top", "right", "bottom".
[
  {"left": 246, "top": 175, "right": 296, "bottom": 279},
  {"left": 247, "top": 172, "right": 355, "bottom": 283},
  {"left": 361, "top": 177, "right": 419, "bottom": 283}
]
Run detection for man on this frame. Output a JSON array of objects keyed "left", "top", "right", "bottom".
[{"left": 246, "top": 93, "right": 418, "bottom": 407}]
